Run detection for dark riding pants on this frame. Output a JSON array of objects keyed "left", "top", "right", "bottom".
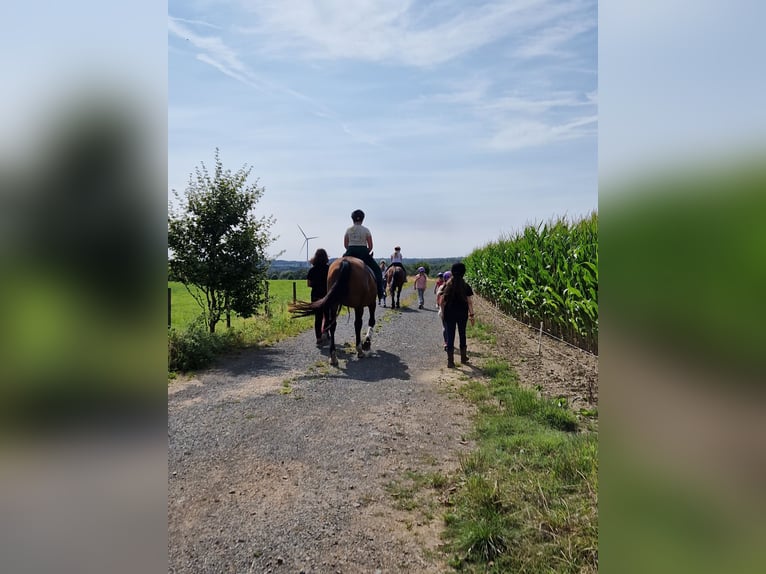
[
  {"left": 344, "top": 246, "right": 385, "bottom": 297},
  {"left": 443, "top": 309, "right": 469, "bottom": 353}
]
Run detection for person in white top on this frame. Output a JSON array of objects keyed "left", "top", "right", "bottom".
[
  {"left": 343, "top": 209, "right": 385, "bottom": 299},
  {"left": 389, "top": 246, "right": 407, "bottom": 277}
]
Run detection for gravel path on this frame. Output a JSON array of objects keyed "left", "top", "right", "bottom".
[{"left": 168, "top": 291, "right": 477, "bottom": 573}]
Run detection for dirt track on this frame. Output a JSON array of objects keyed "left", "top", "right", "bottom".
[{"left": 168, "top": 292, "right": 597, "bottom": 573}]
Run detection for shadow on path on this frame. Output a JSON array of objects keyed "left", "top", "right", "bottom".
[{"left": 320, "top": 349, "right": 411, "bottom": 382}]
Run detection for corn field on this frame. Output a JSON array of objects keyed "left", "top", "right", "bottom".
[{"left": 465, "top": 212, "right": 598, "bottom": 354}]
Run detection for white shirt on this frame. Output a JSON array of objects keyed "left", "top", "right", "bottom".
[{"left": 345, "top": 223, "right": 370, "bottom": 247}]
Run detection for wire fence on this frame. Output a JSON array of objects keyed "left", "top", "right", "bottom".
[{"left": 482, "top": 298, "right": 598, "bottom": 358}]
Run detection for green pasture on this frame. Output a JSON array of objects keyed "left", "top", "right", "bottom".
[{"left": 168, "top": 280, "right": 315, "bottom": 349}]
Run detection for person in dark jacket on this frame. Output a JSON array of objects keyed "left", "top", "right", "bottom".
[
  {"left": 307, "top": 248, "right": 331, "bottom": 345},
  {"left": 439, "top": 262, "right": 475, "bottom": 367}
]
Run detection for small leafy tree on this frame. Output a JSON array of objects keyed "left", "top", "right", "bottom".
[{"left": 168, "top": 149, "right": 278, "bottom": 333}]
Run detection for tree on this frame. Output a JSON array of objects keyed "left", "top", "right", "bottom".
[{"left": 168, "top": 149, "right": 278, "bottom": 333}]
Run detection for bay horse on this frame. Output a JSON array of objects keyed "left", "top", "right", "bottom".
[
  {"left": 386, "top": 265, "right": 405, "bottom": 308},
  {"left": 289, "top": 257, "right": 377, "bottom": 366}
]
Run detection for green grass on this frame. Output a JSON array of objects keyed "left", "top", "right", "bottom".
[
  {"left": 442, "top": 359, "right": 597, "bottom": 572},
  {"left": 385, "top": 469, "right": 449, "bottom": 521},
  {"left": 168, "top": 279, "right": 314, "bottom": 343},
  {"left": 466, "top": 320, "right": 496, "bottom": 345},
  {"left": 168, "top": 279, "right": 312, "bottom": 330},
  {"left": 168, "top": 280, "right": 314, "bottom": 374}
]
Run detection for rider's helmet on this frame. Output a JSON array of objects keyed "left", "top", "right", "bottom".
[
  {"left": 351, "top": 209, "right": 365, "bottom": 222},
  {"left": 442, "top": 271, "right": 452, "bottom": 281},
  {"left": 417, "top": 266, "right": 425, "bottom": 273},
  {"left": 380, "top": 260, "right": 386, "bottom": 265},
  {"left": 394, "top": 246, "right": 401, "bottom": 251},
  {"left": 437, "top": 272, "right": 444, "bottom": 277}
]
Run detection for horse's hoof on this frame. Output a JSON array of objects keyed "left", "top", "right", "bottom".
[
  {"left": 362, "top": 338, "right": 371, "bottom": 351},
  {"left": 330, "top": 353, "right": 338, "bottom": 366}
]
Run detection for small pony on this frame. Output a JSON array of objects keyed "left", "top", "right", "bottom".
[
  {"left": 289, "top": 257, "right": 377, "bottom": 366},
  {"left": 386, "top": 265, "right": 405, "bottom": 308}
]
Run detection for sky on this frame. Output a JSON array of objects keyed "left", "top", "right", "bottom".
[{"left": 168, "top": 0, "right": 598, "bottom": 260}]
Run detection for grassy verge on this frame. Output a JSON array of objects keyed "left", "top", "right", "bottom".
[
  {"left": 168, "top": 280, "right": 313, "bottom": 376},
  {"left": 441, "top": 358, "right": 598, "bottom": 572},
  {"left": 385, "top": 343, "right": 598, "bottom": 572}
]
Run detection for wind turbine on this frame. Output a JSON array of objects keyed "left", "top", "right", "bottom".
[{"left": 297, "top": 224, "right": 318, "bottom": 266}]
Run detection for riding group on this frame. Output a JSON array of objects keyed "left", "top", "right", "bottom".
[{"left": 290, "top": 209, "right": 475, "bottom": 369}]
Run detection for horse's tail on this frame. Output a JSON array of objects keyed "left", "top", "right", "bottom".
[{"left": 288, "top": 259, "right": 350, "bottom": 318}]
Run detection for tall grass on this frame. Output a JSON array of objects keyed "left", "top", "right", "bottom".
[
  {"left": 465, "top": 212, "right": 598, "bottom": 353},
  {"left": 444, "top": 359, "right": 598, "bottom": 572}
]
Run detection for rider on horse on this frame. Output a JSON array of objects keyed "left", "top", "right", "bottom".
[
  {"left": 390, "top": 246, "right": 407, "bottom": 277},
  {"left": 343, "top": 209, "right": 385, "bottom": 300}
]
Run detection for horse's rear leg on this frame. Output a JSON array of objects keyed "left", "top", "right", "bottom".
[
  {"left": 329, "top": 310, "right": 339, "bottom": 366},
  {"left": 354, "top": 310, "right": 365, "bottom": 358},
  {"left": 361, "top": 308, "right": 376, "bottom": 352}
]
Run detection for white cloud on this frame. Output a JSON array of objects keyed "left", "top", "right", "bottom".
[
  {"left": 487, "top": 114, "right": 596, "bottom": 151},
  {"left": 513, "top": 14, "right": 596, "bottom": 58},
  {"left": 168, "top": 17, "right": 250, "bottom": 79},
  {"left": 169, "top": 15, "right": 340, "bottom": 122},
  {"left": 170, "top": 16, "right": 222, "bottom": 30},
  {"left": 235, "top": 0, "right": 595, "bottom": 67},
  {"left": 482, "top": 92, "right": 592, "bottom": 114},
  {"left": 415, "top": 83, "right": 597, "bottom": 151}
]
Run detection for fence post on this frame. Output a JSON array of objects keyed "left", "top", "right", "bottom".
[
  {"left": 293, "top": 281, "right": 297, "bottom": 303},
  {"left": 168, "top": 287, "right": 171, "bottom": 328},
  {"left": 265, "top": 281, "right": 271, "bottom": 318},
  {"left": 538, "top": 321, "right": 543, "bottom": 355}
]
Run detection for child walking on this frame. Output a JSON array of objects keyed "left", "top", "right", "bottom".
[
  {"left": 413, "top": 266, "right": 428, "bottom": 309},
  {"left": 433, "top": 272, "right": 445, "bottom": 295}
]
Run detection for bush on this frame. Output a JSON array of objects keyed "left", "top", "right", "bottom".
[{"left": 168, "top": 319, "right": 243, "bottom": 372}]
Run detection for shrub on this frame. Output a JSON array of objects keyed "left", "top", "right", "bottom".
[{"left": 168, "top": 319, "right": 243, "bottom": 372}]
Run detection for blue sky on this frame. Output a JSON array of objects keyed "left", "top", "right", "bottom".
[{"left": 169, "top": 0, "right": 598, "bottom": 260}]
